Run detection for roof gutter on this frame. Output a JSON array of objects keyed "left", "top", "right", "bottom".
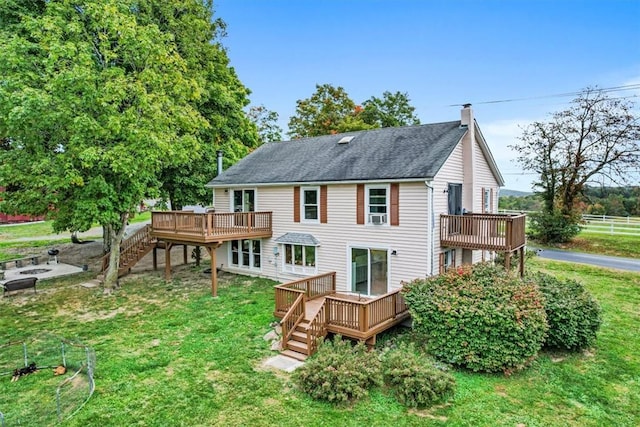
[{"left": 205, "top": 177, "right": 437, "bottom": 189}]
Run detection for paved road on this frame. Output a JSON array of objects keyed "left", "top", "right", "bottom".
[{"left": 534, "top": 248, "right": 640, "bottom": 272}]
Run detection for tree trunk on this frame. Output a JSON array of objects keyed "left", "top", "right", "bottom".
[
  {"left": 102, "top": 225, "right": 111, "bottom": 253},
  {"left": 103, "top": 213, "right": 129, "bottom": 293}
]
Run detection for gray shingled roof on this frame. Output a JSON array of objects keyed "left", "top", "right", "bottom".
[
  {"left": 207, "top": 121, "right": 467, "bottom": 186},
  {"left": 274, "top": 233, "right": 320, "bottom": 246}
]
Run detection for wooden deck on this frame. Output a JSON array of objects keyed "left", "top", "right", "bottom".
[
  {"left": 150, "top": 211, "right": 272, "bottom": 244},
  {"left": 274, "top": 272, "right": 410, "bottom": 358},
  {"left": 440, "top": 213, "right": 526, "bottom": 251},
  {"left": 145, "top": 211, "right": 272, "bottom": 297}
]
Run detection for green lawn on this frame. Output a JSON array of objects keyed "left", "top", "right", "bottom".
[
  {"left": 0, "top": 211, "right": 152, "bottom": 261},
  {"left": 564, "top": 231, "right": 640, "bottom": 258},
  {"left": 0, "top": 258, "right": 638, "bottom": 426},
  {"left": 0, "top": 211, "right": 151, "bottom": 242}
]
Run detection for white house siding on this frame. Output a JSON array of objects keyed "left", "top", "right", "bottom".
[
  {"left": 213, "top": 183, "right": 431, "bottom": 292},
  {"left": 430, "top": 128, "right": 503, "bottom": 268},
  {"left": 472, "top": 137, "right": 501, "bottom": 263},
  {"left": 432, "top": 140, "right": 464, "bottom": 270}
]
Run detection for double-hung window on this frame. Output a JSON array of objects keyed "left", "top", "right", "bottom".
[
  {"left": 283, "top": 244, "right": 317, "bottom": 275},
  {"left": 366, "top": 184, "right": 389, "bottom": 225},
  {"left": 301, "top": 187, "right": 319, "bottom": 223}
]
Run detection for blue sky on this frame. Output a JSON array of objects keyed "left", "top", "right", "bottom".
[{"left": 214, "top": 0, "right": 640, "bottom": 191}]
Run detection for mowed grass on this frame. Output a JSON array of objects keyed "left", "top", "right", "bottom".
[
  {"left": 0, "top": 211, "right": 152, "bottom": 261},
  {"left": 565, "top": 231, "right": 640, "bottom": 258},
  {"left": 0, "top": 259, "right": 638, "bottom": 426},
  {"left": 0, "top": 211, "right": 151, "bottom": 241}
]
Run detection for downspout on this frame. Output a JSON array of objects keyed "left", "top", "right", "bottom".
[{"left": 425, "top": 180, "right": 435, "bottom": 276}]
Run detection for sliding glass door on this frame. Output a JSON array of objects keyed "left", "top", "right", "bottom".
[{"left": 350, "top": 247, "right": 388, "bottom": 296}]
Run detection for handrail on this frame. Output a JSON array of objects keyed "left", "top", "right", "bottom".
[
  {"left": 280, "top": 293, "right": 305, "bottom": 351},
  {"left": 325, "top": 289, "right": 408, "bottom": 335},
  {"left": 101, "top": 224, "right": 154, "bottom": 272},
  {"left": 305, "top": 300, "right": 327, "bottom": 355},
  {"left": 274, "top": 271, "right": 336, "bottom": 301},
  {"left": 150, "top": 211, "right": 272, "bottom": 238}
]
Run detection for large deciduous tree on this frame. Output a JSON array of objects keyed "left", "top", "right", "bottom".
[
  {"left": 511, "top": 88, "right": 640, "bottom": 243},
  {"left": 361, "top": 91, "right": 420, "bottom": 128},
  {"left": 248, "top": 105, "right": 283, "bottom": 144},
  {"left": 287, "top": 84, "right": 375, "bottom": 138},
  {"left": 288, "top": 84, "right": 420, "bottom": 138},
  {"left": 140, "top": 0, "right": 258, "bottom": 211},
  {"left": 0, "top": 0, "right": 232, "bottom": 290}
]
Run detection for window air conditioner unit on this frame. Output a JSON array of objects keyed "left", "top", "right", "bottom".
[{"left": 369, "top": 213, "right": 387, "bottom": 225}]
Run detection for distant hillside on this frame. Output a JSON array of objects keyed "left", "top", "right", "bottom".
[{"left": 501, "top": 189, "right": 533, "bottom": 197}]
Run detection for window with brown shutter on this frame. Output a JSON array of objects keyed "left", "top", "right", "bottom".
[
  {"left": 293, "top": 186, "right": 300, "bottom": 222},
  {"left": 356, "top": 184, "right": 364, "bottom": 224}
]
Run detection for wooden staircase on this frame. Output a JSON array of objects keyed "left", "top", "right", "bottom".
[
  {"left": 101, "top": 225, "right": 157, "bottom": 278},
  {"left": 280, "top": 295, "right": 327, "bottom": 361}
]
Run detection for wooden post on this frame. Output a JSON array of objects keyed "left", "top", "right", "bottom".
[
  {"left": 206, "top": 243, "right": 222, "bottom": 297},
  {"left": 183, "top": 245, "right": 188, "bottom": 264},
  {"left": 210, "top": 246, "right": 217, "bottom": 297},
  {"left": 153, "top": 247, "right": 157, "bottom": 270},
  {"left": 519, "top": 246, "right": 525, "bottom": 277},
  {"left": 505, "top": 251, "right": 511, "bottom": 271},
  {"left": 164, "top": 243, "right": 173, "bottom": 281}
]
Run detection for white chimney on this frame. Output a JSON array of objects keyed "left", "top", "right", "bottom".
[
  {"left": 217, "top": 150, "right": 223, "bottom": 176},
  {"left": 460, "top": 104, "right": 475, "bottom": 215}
]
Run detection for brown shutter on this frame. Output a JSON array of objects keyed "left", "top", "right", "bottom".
[
  {"left": 481, "top": 187, "right": 486, "bottom": 213},
  {"left": 390, "top": 183, "right": 399, "bottom": 226},
  {"left": 356, "top": 184, "right": 364, "bottom": 224},
  {"left": 293, "top": 186, "right": 300, "bottom": 223},
  {"left": 320, "top": 185, "right": 328, "bottom": 224}
]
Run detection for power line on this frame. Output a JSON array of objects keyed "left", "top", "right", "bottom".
[{"left": 448, "top": 84, "right": 640, "bottom": 107}]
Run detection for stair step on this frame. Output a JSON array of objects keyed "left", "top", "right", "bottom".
[
  {"left": 297, "top": 321, "right": 310, "bottom": 330},
  {"left": 281, "top": 349, "right": 308, "bottom": 361},
  {"left": 291, "top": 330, "right": 307, "bottom": 341},
  {"left": 286, "top": 339, "right": 309, "bottom": 355}
]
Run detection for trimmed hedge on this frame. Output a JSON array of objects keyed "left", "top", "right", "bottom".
[
  {"left": 292, "top": 335, "right": 382, "bottom": 404},
  {"left": 531, "top": 272, "right": 602, "bottom": 350},
  {"left": 403, "top": 263, "right": 548, "bottom": 374},
  {"left": 383, "top": 343, "right": 456, "bottom": 408}
]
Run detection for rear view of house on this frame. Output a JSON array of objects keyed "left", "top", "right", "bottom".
[{"left": 205, "top": 105, "right": 524, "bottom": 291}]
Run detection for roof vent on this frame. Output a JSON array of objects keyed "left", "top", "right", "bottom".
[{"left": 338, "top": 136, "right": 355, "bottom": 144}]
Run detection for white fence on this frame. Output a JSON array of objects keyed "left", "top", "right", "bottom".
[{"left": 498, "top": 210, "right": 640, "bottom": 237}]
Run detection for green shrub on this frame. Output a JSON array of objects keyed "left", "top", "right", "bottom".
[
  {"left": 403, "top": 263, "right": 548, "bottom": 374},
  {"left": 293, "top": 335, "right": 382, "bottom": 404},
  {"left": 383, "top": 343, "right": 456, "bottom": 408},
  {"left": 529, "top": 210, "right": 581, "bottom": 243},
  {"left": 531, "top": 272, "right": 602, "bottom": 350}
]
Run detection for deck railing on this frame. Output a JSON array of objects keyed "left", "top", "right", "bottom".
[
  {"left": 325, "top": 289, "right": 409, "bottom": 339},
  {"left": 440, "top": 213, "right": 526, "bottom": 251},
  {"left": 280, "top": 293, "right": 305, "bottom": 349},
  {"left": 274, "top": 272, "right": 336, "bottom": 316},
  {"left": 306, "top": 303, "right": 327, "bottom": 355},
  {"left": 102, "top": 224, "right": 155, "bottom": 272},
  {"left": 151, "top": 211, "right": 272, "bottom": 240}
]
